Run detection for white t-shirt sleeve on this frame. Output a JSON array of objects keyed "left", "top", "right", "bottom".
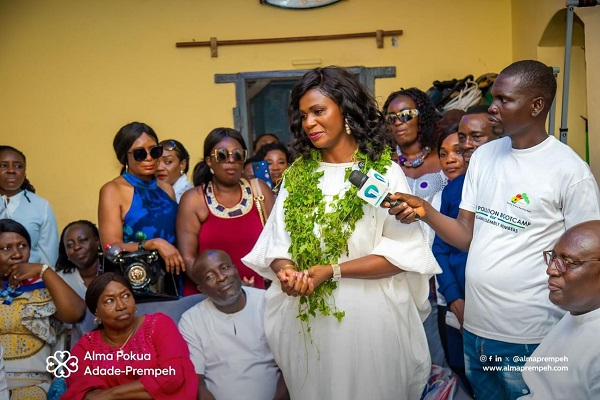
[
  {"left": 178, "top": 310, "right": 206, "bottom": 375},
  {"left": 562, "top": 176, "right": 600, "bottom": 229}
]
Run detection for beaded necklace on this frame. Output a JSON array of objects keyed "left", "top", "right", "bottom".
[
  {"left": 205, "top": 179, "right": 253, "bottom": 218},
  {"left": 398, "top": 146, "right": 431, "bottom": 168}
]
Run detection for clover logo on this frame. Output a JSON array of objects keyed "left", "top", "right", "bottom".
[{"left": 46, "top": 350, "right": 79, "bottom": 378}]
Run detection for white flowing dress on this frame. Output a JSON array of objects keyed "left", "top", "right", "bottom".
[{"left": 242, "top": 160, "right": 441, "bottom": 400}]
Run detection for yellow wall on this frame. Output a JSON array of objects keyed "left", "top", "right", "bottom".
[
  {"left": 512, "top": 0, "right": 600, "bottom": 178},
  {"left": 578, "top": 7, "right": 600, "bottom": 181},
  {"left": 0, "top": 0, "right": 513, "bottom": 230}
]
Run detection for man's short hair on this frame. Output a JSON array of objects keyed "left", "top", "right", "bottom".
[
  {"left": 500, "top": 60, "right": 557, "bottom": 110},
  {"left": 464, "top": 104, "right": 490, "bottom": 116}
]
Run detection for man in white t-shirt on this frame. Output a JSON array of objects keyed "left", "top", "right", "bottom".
[
  {"left": 388, "top": 60, "right": 600, "bottom": 399},
  {"left": 178, "top": 249, "right": 288, "bottom": 400},
  {"left": 519, "top": 220, "right": 600, "bottom": 399}
]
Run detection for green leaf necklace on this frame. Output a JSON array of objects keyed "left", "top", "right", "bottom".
[{"left": 283, "top": 148, "right": 391, "bottom": 325}]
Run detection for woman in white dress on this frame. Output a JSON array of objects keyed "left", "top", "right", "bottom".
[{"left": 243, "top": 66, "right": 441, "bottom": 400}]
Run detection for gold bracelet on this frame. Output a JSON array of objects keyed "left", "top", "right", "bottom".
[{"left": 280, "top": 264, "right": 297, "bottom": 271}]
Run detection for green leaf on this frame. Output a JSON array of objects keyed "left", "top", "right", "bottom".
[{"left": 283, "top": 148, "right": 391, "bottom": 327}]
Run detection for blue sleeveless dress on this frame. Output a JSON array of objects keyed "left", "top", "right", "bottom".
[
  {"left": 122, "top": 172, "right": 178, "bottom": 244},
  {"left": 121, "top": 172, "right": 181, "bottom": 298}
]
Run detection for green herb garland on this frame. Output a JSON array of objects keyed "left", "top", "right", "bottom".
[{"left": 283, "top": 148, "right": 391, "bottom": 325}]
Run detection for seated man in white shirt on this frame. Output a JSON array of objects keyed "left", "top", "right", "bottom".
[
  {"left": 178, "top": 249, "right": 288, "bottom": 400},
  {"left": 520, "top": 220, "right": 600, "bottom": 399}
]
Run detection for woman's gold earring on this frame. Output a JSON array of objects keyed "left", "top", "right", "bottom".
[
  {"left": 345, "top": 119, "right": 352, "bottom": 135},
  {"left": 210, "top": 168, "right": 214, "bottom": 174},
  {"left": 94, "top": 316, "right": 101, "bottom": 325},
  {"left": 180, "top": 170, "right": 184, "bottom": 175}
]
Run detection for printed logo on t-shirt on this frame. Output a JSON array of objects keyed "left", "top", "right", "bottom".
[
  {"left": 506, "top": 192, "right": 533, "bottom": 214},
  {"left": 510, "top": 193, "right": 530, "bottom": 206},
  {"left": 475, "top": 206, "right": 532, "bottom": 233}
]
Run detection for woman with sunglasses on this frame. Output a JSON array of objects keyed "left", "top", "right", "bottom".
[
  {"left": 156, "top": 139, "right": 194, "bottom": 203},
  {"left": 383, "top": 89, "right": 449, "bottom": 370},
  {"left": 0, "top": 146, "right": 59, "bottom": 266},
  {"left": 98, "top": 122, "right": 185, "bottom": 282},
  {"left": 177, "top": 128, "right": 275, "bottom": 295},
  {"left": 383, "top": 88, "right": 445, "bottom": 205}
]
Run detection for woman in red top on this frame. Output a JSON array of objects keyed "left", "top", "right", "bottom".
[
  {"left": 177, "top": 128, "right": 275, "bottom": 295},
  {"left": 63, "top": 272, "right": 197, "bottom": 399}
]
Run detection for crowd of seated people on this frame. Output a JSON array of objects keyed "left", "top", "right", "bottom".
[{"left": 1, "top": 59, "right": 600, "bottom": 400}]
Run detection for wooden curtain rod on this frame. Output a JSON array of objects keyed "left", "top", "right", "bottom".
[{"left": 176, "top": 29, "right": 403, "bottom": 57}]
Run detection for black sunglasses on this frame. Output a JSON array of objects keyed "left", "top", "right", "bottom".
[
  {"left": 128, "top": 146, "right": 163, "bottom": 162},
  {"left": 211, "top": 148, "right": 248, "bottom": 164},
  {"left": 386, "top": 109, "right": 420, "bottom": 125}
]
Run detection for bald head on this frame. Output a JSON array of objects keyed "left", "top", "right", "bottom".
[
  {"left": 190, "top": 249, "right": 234, "bottom": 285},
  {"left": 558, "top": 221, "right": 600, "bottom": 259},
  {"left": 189, "top": 249, "right": 245, "bottom": 312},
  {"left": 548, "top": 220, "right": 600, "bottom": 314}
]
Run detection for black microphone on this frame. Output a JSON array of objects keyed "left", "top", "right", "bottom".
[{"left": 348, "top": 170, "right": 401, "bottom": 208}]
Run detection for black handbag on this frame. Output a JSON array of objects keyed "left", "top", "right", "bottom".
[{"left": 104, "top": 250, "right": 179, "bottom": 303}]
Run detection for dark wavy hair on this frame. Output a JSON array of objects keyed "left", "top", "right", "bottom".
[
  {"left": 113, "top": 122, "right": 159, "bottom": 174},
  {"left": 382, "top": 87, "right": 441, "bottom": 150},
  {"left": 288, "top": 66, "right": 391, "bottom": 161},
  {"left": 255, "top": 142, "right": 293, "bottom": 164},
  {"left": 85, "top": 272, "right": 134, "bottom": 315},
  {"left": 192, "top": 128, "right": 247, "bottom": 188},
  {"left": 56, "top": 220, "right": 101, "bottom": 274},
  {"left": 159, "top": 139, "right": 191, "bottom": 174},
  {"left": 0, "top": 218, "right": 31, "bottom": 248},
  {"left": 0, "top": 146, "right": 36, "bottom": 193}
]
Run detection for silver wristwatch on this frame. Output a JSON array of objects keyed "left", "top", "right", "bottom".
[{"left": 331, "top": 263, "right": 341, "bottom": 282}]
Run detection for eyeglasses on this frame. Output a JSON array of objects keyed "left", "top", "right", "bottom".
[
  {"left": 161, "top": 140, "right": 178, "bottom": 151},
  {"left": 127, "top": 146, "right": 163, "bottom": 162},
  {"left": 386, "top": 109, "right": 419, "bottom": 125},
  {"left": 543, "top": 250, "right": 600, "bottom": 273},
  {"left": 211, "top": 148, "right": 247, "bottom": 163}
]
